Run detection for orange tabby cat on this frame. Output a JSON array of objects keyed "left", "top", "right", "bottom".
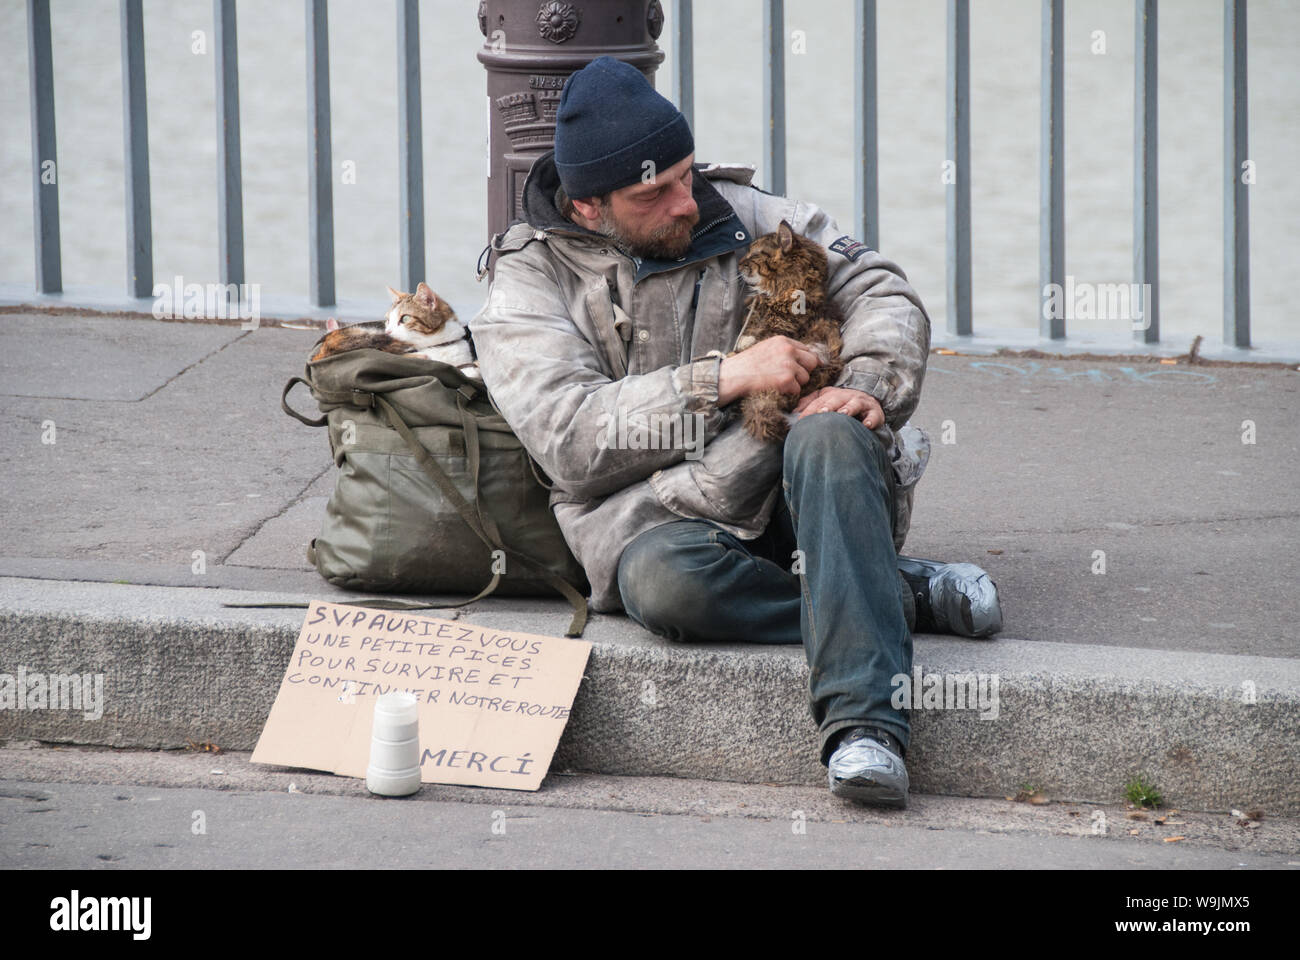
[{"left": 311, "top": 282, "right": 480, "bottom": 378}]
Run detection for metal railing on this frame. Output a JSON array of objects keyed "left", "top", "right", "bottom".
[
  {"left": 21, "top": 0, "right": 1259, "bottom": 353},
  {"left": 23, "top": 0, "right": 426, "bottom": 309},
  {"left": 671, "top": 0, "right": 1258, "bottom": 351}
]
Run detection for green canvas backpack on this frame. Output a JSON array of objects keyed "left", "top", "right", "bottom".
[{"left": 279, "top": 333, "right": 589, "bottom": 637}]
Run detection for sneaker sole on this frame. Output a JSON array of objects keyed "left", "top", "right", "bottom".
[{"left": 829, "top": 774, "right": 908, "bottom": 809}]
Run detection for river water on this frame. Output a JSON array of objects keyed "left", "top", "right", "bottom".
[{"left": 1, "top": 0, "right": 1296, "bottom": 342}]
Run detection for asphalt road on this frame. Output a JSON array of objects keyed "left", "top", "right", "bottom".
[{"left": 2, "top": 744, "right": 1296, "bottom": 870}]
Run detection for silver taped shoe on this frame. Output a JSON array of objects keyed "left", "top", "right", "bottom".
[
  {"left": 828, "top": 736, "right": 909, "bottom": 808},
  {"left": 898, "top": 556, "right": 1004, "bottom": 638}
]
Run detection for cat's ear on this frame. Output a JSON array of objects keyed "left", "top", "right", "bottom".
[
  {"left": 386, "top": 286, "right": 403, "bottom": 304},
  {"left": 414, "top": 282, "right": 438, "bottom": 308},
  {"left": 777, "top": 220, "right": 795, "bottom": 252}
]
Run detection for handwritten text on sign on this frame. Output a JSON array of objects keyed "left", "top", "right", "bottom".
[{"left": 251, "top": 602, "right": 592, "bottom": 791}]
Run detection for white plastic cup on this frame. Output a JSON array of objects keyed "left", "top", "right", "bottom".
[{"left": 366, "top": 691, "right": 421, "bottom": 797}]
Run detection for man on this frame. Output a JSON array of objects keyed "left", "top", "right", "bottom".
[{"left": 471, "top": 56, "right": 936, "bottom": 807}]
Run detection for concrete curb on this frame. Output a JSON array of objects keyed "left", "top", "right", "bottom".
[{"left": 1, "top": 577, "right": 1296, "bottom": 814}]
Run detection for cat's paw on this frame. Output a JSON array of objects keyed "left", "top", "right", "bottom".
[{"left": 807, "top": 342, "right": 833, "bottom": 365}]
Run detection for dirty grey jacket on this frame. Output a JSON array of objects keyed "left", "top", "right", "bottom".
[{"left": 469, "top": 152, "right": 932, "bottom": 613}]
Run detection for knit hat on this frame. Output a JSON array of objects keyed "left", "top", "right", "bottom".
[{"left": 554, "top": 55, "right": 694, "bottom": 200}]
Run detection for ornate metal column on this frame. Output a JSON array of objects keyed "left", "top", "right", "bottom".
[{"left": 477, "top": 0, "right": 666, "bottom": 246}]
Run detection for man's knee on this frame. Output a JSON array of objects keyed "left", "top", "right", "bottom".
[
  {"left": 617, "top": 523, "right": 721, "bottom": 638},
  {"left": 785, "top": 412, "right": 889, "bottom": 475}
]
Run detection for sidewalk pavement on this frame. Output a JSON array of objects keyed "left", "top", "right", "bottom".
[
  {"left": 5, "top": 744, "right": 1298, "bottom": 868},
  {"left": 1, "top": 309, "right": 1297, "bottom": 813}
]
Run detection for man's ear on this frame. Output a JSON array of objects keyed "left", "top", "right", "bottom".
[{"left": 570, "top": 195, "right": 602, "bottom": 224}]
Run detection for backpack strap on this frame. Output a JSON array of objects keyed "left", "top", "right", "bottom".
[
  {"left": 372, "top": 393, "right": 588, "bottom": 638},
  {"left": 281, "top": 377, "right": 328, "bottom": 427},
  {"left": 454, "top": 384, "right": 504, "bottom": 547}
]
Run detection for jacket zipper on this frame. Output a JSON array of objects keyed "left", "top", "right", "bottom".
[{"left": 691, "top": 213, "right": 732, "bottom": 240}]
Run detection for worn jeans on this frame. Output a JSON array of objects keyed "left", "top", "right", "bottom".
[{"left": 616, "top": 412, "right": 913, "bottom": 765}]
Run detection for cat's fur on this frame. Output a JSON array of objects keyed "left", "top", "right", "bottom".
[
  {"left": 733, "top": 220, "right": 844, "bottom": 442},
  {"left": 311, "top": 282, "right": 480, "bottom": 379}
]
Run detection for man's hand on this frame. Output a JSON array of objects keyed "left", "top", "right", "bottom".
[
  {"left": 717, "top": 336, "right": 822, "bottom": 406},
  {"left": 794, "top": 386, "right": 885, "bottom": 430}
]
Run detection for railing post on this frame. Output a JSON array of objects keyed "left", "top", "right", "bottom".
[
  {"left": 853, "top": 0, "right": 878, "bottom": 252},
  {"left": 1039, "top": 0, "right": 1065, "bottom": 339},
  {"left": 307, "top": 0, "right": 335, "bottom": 307},
  {"left": 946, "top": 0, "right": 971, "bottom": 336},
  {"left": 1133, "top": 0, "right": 1159, "bottom": 344},
  {"left": 672, "top": 0, "right": 693, "bottom": 132},
  {"left": 1223, "top": 0, "right": 1250, "bottom": 348},
  {"left": 27, "top": 0, "right": 62, "bottom": 294},
  {"left": 762, "top": 0, "right": 786, "bottom": 196},
  {"left": 397, "top": 0, "right": 424, "bottom": 292},
  {"left": 214, "top": 0, "right": 244, "bottom": 290},
  {"left": 121, "top": 0, "right": 152, "bottom": 300}
]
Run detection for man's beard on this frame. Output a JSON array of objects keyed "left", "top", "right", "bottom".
[{"left": 594, "top": 203, "right": 699, "bottom": 261}]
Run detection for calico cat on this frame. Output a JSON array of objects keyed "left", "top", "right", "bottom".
[
  {"left": 733, "top": 220, "right": 844, "bottom": 442},
  {"left": 311, "top": 282, "right": 481, "bottom": 379}
]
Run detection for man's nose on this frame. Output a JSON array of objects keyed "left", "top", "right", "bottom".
[{"left": 669, "top": 179, "right": 697, "bottom": 218}]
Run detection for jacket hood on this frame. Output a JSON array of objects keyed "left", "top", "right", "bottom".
[{"left": 518, "top": 151, "right": 753, "bottom": 282}]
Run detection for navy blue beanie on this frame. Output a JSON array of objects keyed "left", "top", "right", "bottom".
[{"left": 554, "top": 56, "right": 694, "bottom": 199}]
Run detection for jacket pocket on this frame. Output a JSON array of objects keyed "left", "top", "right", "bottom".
[{"left": 582, "top": 284, "right": 629, "bottom": 379}]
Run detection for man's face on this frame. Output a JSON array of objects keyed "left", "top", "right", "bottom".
[{"left": 590, "top": 153, "right": 700, "bottom": 260}]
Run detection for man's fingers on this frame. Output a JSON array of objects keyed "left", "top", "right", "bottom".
[
  {"left": 788, "top": 385, "right": 885, "bottom": 426},
  {"left": 773, "top": 336, "right": 820, "bottom": 370},
  {"left": 794, "top": 346, "right": 821, "bottom": 370}
]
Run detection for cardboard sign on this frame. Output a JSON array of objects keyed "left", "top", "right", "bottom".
[{"left": 251, "top": 602, "right": 591, "bottom": 791}]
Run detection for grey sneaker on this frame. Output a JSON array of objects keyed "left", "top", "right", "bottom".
[{"left": 828, "top": 729, "right": 909, "bottom": 808}]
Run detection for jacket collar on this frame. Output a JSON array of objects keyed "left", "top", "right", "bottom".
[{"left": 519, "top": 151, "right": 752, "bottom": 282}]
